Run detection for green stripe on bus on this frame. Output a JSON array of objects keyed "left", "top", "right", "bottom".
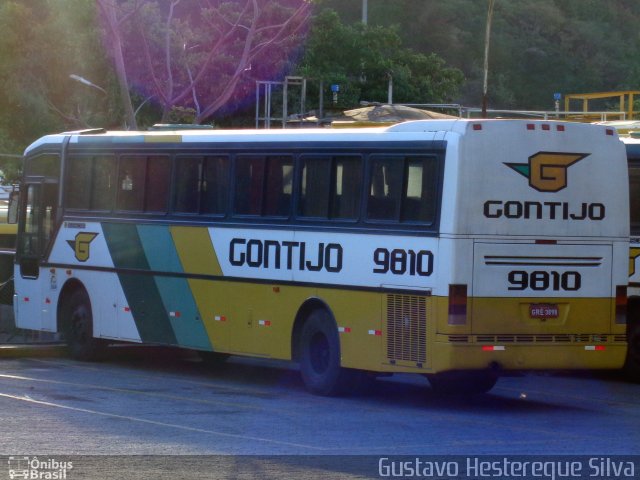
[
  {"left": 102, "top": 223, "right": 178, "bottom": 345},
  {"left": 137, "top": 225, "right": 212, "bottom": 350}
]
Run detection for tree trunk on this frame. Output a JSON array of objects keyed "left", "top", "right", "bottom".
[{"left": 99, "top": 0, "right": 138, "bottom": 130}]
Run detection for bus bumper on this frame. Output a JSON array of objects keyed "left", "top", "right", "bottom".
[{"left": 430, "top": 337, "right": 627, "bottom": 372}]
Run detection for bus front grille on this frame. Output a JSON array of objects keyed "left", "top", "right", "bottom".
[{"left": 386, "top": 294, "right": 427, "bottom": 363}]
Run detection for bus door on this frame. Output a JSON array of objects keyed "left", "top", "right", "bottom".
[{"left": 15, "top": 180, "right": 58, "bottom": 330}]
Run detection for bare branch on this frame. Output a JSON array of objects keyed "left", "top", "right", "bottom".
[
  {"left": 47, "top": 101, "right": 91, "bottom": 129},
  {"left": 164, "top": 0, "right": 182, "bottom": 106},
  {"left": 136, "top": 14, "right": 169, "bottom": 105}
]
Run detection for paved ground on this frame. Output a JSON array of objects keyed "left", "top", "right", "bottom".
[{"left": 0, "top": 344, "right": 639, "bottom": 478}]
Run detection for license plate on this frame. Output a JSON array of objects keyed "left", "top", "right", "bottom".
[{"left": 529, "top": 304, "right": 559, "bottom": 318}]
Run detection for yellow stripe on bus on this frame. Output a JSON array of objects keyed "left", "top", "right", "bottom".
[{"left": 170, "top": 226, "right": 222, "bottom": 276}]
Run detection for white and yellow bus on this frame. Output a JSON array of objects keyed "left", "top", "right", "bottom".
[{"left": 12, "top": 120, "right": 629, "bottom": 395}]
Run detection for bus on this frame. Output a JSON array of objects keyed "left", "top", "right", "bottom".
[
  {"left": 0, "top": 185, "right": 18, "bottom": 304},
  {"left": 11, "top": 119, "right": 629, "bottom": 395},
  {"left": 620, "top": 135, "right": 640, "bottom": 379}
]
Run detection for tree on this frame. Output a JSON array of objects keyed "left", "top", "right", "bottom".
[
  {"left": 99, "top": 0, "right": 312, "bottom": 125},
  {"left": 297, "top": 9, "right": 464, "bottom": 109},
  {"left": 0, "top": 1, "right": 118, "bottom": 181},
  {"left": 98, "top": 0, "right": 140, "bottom": 129}
]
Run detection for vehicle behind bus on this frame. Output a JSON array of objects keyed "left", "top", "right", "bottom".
[
  {"left": 620, "top": 135, "right": 640, "bottom": 379},
  {"left": 11, "top": 120, "right": 629, "bottom": 395}
]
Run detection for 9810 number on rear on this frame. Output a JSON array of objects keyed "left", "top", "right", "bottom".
[{"left": 508, "top": 270, "right": 581, "bottom": 291}]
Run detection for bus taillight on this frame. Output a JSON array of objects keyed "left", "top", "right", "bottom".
[{"left": 448, "top": 284, "right": 467, "bottom": 325}]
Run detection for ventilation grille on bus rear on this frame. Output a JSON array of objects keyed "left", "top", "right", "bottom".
[{"left": 387, "top": 294, "right": 427, "bottom": 363}]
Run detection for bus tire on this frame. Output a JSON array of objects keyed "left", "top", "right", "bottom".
[
  {"left": 624, "top": 320, "right": 640, "bottom": 382},
  {"left": 299, "top": 309, "right": 353, "bottom": 396},
  {"left": 427, "top": 370, "right": 498, "bottom": 395},
  {"left": 62, "top": 289, "right": 103, "bottom": 361}
]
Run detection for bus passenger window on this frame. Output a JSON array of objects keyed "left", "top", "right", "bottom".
[
  {"left": 367, "top": 157, "right": 402, "bottom": 221},
  {"left": 91, "top": 156, "right": 115, "bottom": 211},
  {"left": 234, "top": 156, "right": 264, "bottom": 215},
  {"left": 331, "top": 156, "right": 362, "bottom": 219},
  {"left": 145, "top": 156, "right": 170, "bottom": 213},
  {"left": 201, "top": 156, "right": 228, "bottom": 215},
  {"left": 66, "top": 156, "right": 91, "bottom": 209},
  {"left": 116, "top": 157, "right": 145, "bottom": 211},
  {"left": 402, "top": 156, "right": 438, "bottom": 224},
  {"left": 174, "top": 157, "right": 200, "bottom": 214},
  {"left": 264, "top": 156, "right": 293, "bottom": 217},
  {"left": 365, "top": 155, "right": 438, "bottom": 224},
  {"left": 299, "top": 157, "right": 330, "bottom": 218}
]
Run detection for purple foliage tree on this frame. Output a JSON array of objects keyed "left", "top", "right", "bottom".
[{"left": 99, "top": 0, "right": 311, "bottom": 126}]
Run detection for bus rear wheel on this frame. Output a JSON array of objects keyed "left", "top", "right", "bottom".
[
  {"left": 62, "top": 289, "right": 104, "bottom": 361},
  {"left": 299, "top": 309, "right": 355, "bottom": 396},
  {"left": 427, "top": 370, "right": 498, "bottom": 395}
]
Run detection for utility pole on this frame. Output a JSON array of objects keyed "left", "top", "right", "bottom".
[
  {"left": 482, "top": 0, "right": 495, "bottom": 118},
  {"left": 362, "top": 0, "right": 368, "bottom": 25}
]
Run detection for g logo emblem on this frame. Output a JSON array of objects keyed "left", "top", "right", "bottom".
[
  {"left": 505, "top": 152, "right": 588, "bottom": 192},
  {"left": 66, "top": 232, "right": 98, "bottom": 262}
]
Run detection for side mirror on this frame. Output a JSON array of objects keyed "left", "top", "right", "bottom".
[{"left": 8, "top": 190, "right": 19, "bottom": 224}]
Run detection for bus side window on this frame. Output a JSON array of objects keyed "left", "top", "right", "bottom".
[
  {"left": 235, "top": 156, "right": 264, "bottom": 216},
  {"left": 201, "top": 156, "right": 228, "bottom": 215},
  {"left": 66, "top": 156, "right": 92, "bottom": 210},
  {"left": 117, "top": 157, "right": 145, "bottom": 211},
  {"left": 365, "top": 155, "right": 439, "bottom": 224},
  {"left": 145, "top": 156, "right": 170, "bottom": 213},
  {"left": 299, "top": 157, "right": 330, "bottom": 218},
  {"left": 91, "top": 155, "right": 116, "bottom": 211},
  {"left": 331, "top": 156, "right": 362, "bottom": 219},
  {"left": 264, "top": 156, "right": 293, "bottom": 217},
  {"left": 402, "top": 156, "right": 438, "bottom": 224},
  {"left": 174, "top": 157, "right": 200, "bottom": 214},
  {"left": 367, "top": 157, "right": 402, "bottom": 221}
]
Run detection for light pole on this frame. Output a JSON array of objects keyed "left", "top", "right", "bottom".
[{"left": 69, "top": 74, "right": 108, "bottom": 95}]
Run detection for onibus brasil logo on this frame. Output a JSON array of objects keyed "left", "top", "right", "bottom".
[
  {"left": 8, "top": 456, "right": 73, "bottom": 479},
  {"left": 505, "top": 152, "right": 589, "bottom": 192}
]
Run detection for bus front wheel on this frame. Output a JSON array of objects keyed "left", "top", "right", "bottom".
[
  {"left": 299, "top": 309, "right": 354, "bottom": 396},
  {"left": 62, "top": 289, "right": 103, "bottom": 361}
]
